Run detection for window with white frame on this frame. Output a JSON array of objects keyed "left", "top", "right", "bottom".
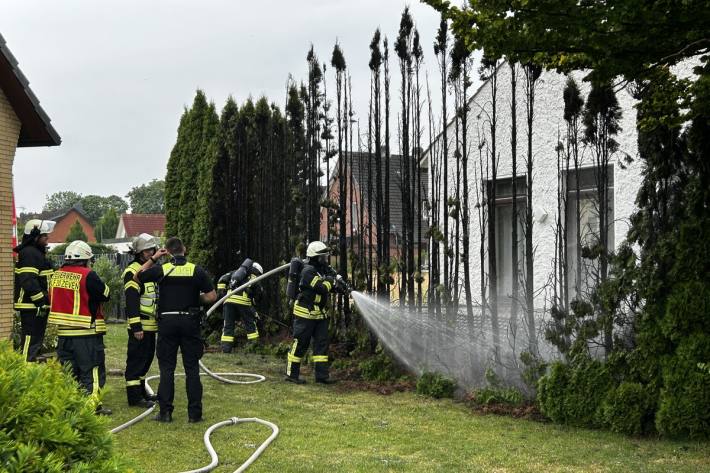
[
  {"left": 565, "top": 166, "right": 615, "bottom": 300},
  {"left": 488, "top": 176, "right": 527, "bottom": 305}
]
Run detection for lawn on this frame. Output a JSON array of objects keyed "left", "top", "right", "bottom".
[{"left": 100, "top": 323, "right": 710, "bottom": 473}]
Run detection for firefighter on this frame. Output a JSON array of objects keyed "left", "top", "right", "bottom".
[
  {"left": 123, "top": 233, "right": 160, "bottom": 408},
  {"left": 13, "top": 219, "right": 56, "bottom": 362},
  {"left": 48, "top": 240, "right": 112, "bottom": 415},
  {"left": 285, "top": 241, "right": 341, "bottom": 384},
  {"left": 136, "top": 237, "right": 216, "bottom": 423},
  {"left": 217, "top": 260, "right": 264, "bottom": 353}
]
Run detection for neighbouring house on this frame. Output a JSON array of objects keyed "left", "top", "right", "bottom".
[
  {"left": 423, "top": 60, "right": 696, "bottom": 336},
  {"left": 115, "top": 213, "right": 165, "bottom": 239},
  {"left": 45, "top": 203, "right": 96, "bottom": 244},
  {"left": 320, "top": 151, "right": 428, "bottom": 260},
  {"left": 0, "top": 32, "right": 60, "bottom": 338}
]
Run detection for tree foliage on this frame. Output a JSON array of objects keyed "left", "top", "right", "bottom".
[
  {"left": 79, "top": 195, "right": 128, "bottom": 224},
  {"left": 95, "top": 208, "right": 119, "bottom": 242},
  {"left": 126, "top": 179, "right": 165, "bottom": 214},
  {"left": 65, "top": 220, "right": 88, "bottom": 243},
  {"left": 42, "top": 191, "right": 82, "bottom": 215},
  {"left": 42, "top": 192, "right": 128, "bottom": 225},
  {"left": 165, "top": 90, "right": 305, "bottom": 321},
  {"left": 423, "top": 0, "right": 710, "bottom": 83}
]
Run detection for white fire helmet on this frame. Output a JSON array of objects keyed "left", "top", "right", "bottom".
[
  {"left": 132, "top": 233, "right": 158, "bottom": 253},
  {"left": 252, "top": 262, "right": 263, "bottom": 275},
  {"left": 64, "top": 240, "right": 93, "bottom": 261},
  {"left": 24, "top": 219, "right": 56, "bottom": 235},
  {"left": 306, "top": 241, "right": 330, "bottom": 258}
]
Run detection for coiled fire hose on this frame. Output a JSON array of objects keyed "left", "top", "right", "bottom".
[{"left": 111, "top": 263, "right": 290, "bottom": 473}]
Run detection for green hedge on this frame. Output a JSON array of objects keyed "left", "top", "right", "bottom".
[
  {"left": 656, "top": 333, "right": 710, "bottom": 438},
  {"left": 0, "top": 343, "right": 132, "bottom": 472},
  {"left": 601, "top": 382, "right": 654, "bottom": 436}
]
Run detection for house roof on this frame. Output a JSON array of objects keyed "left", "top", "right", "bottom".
[
  {"left": 47, "top": 203, "right": 90, "bottom": 222},
  {"left": 0, "top": 32, "right": 60, "bottom": 147},
  {"left": 119, "top": 214, "right": 165, "bottom": 237},
  {"left": 336, "top": 151, "right": 428, "bottom": 238}
]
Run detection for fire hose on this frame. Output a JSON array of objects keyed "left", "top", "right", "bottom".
[{"left": 110, "top": 263, "right": 290, "bottom": 473}]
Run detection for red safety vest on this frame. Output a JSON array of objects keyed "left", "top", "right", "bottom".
[{"left": 49, "top": 266, "right": 104, "bottom": 333}]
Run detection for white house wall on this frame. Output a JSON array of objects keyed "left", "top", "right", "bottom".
[{"left": 432, "top": 62, "right": 644, "bottom": 310}]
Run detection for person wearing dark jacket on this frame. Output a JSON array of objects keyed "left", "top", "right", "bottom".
[
  {"left": 48, "top": 240, "right": 112, "bottom": 415},
  {"left": 136, "top": 237, "right": 217, "bottom": 423},
  {"left": 217, "top": 261, "right": 264, "bottom": 353},
  {"left": 285, "top": 241, "right": 339, "bottom": 385},
  {"left": 13, "top": 219, "right": 56, "bottom": 362},
  {"left": 123, "top": 233, "right": 160, "bottom": 408}
]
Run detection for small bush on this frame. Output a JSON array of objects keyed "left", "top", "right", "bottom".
[
  {"left": 656, "top": 333, "right": 710, "bottom": 439},
  {"left": 12, "top": 312, "right": 58, "bottom": 354},
  {"left": 92, "top": 257, "right": 124, "bottom": 318},
  {"left": 472, "top": 386, "right": 524, "bottom": 406},
  {"left": 359, "top": 349, "right": 401, "bottom": 382},
  {"left": 601, "top": 382, "right": 653, "bottom": 436},
  {"left": 0, "top": 342, "right": 132, "bottom": 472},
  {"left": 416, "top": 371, "right": 456, "bottom": 399},
  {"left": 537, "top": 361, "right": 571, "bottom": 423}
]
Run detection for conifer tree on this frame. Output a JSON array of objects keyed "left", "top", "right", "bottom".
[
  {"left": 433, "top": 15, "right": 448, "bottom": 315},
  {"left": 191, "top": 101, "right": 220, "bottom": 270},
  {"left": 522, "top": 62, "right": 542, "bottom": 353},
  {"left": 368, "top": 30, "right": 383, "bottom": 295},
  {"left": 331, "top": 43, "right": 347, "bottom": 278},
  {"left": 165, "top": 110, "right": 189, "bottom": 238},
  {"left": 395, "top": 7, "right": 415, "bottom": 308},
  {"left": 563, "top": 76, "right": 584, "bottom": 307},
  {"left": 65, "top": 220, "right": 88, "bottom": 243}
]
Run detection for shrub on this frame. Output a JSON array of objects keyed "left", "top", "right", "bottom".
[
  {"left": 538, "top": 356, "right": 614, "bottom": 427},
  {"left": 416, "top": 371, "right": 456, "bottom": 399},
  {"left": 0, "top": 342, "right": 132, "bottom": 472},
  {"left": 656, "top": 333, "right": 710, "bottom": 439},
  {"left": 601, "top": 382, "right": 653, "bottom": 436},
  {"left": 12, "top": 312, "right": 58, "bottom": 354},
  {"left": 91, "top": 257, "right": 124, "bottom": 318},
  {"left": 359, "top": 349, "right": 401, "bottom": 382},
  {"left": 537, "top": 361, "right": 571, "bottom": 423},
  {"left": 472, "top": 386, "right": 524, "bottom": 406}
]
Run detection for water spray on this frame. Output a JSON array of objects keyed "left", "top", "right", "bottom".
[
  {"left": 350, "top": 292, "right": 517, "bottom": 390},
  {"left": 111, "top": 263, "right": 290, "bottom": 473}
]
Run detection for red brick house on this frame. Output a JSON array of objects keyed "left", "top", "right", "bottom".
[
  {"left": 320, "top": 151, "right": 428, "bottom": 259},
  {"left": 47, "top": 204, "right": 95, "bottom": 243}
]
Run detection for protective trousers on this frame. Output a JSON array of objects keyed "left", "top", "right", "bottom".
[
  {"left": 56, "top": 335, "right": 106, "bottom": 402},
  {"left": 125, "top": 331, "right": 156, "bottom": 405},
  {"left": 19, "top": 308, "right": 48, "bottom": 362},
  {"left": 220, "top": 303, "right": 259, "bottom": 353},
  {"left": 156, "top": 315, "right": 204, "bottom": 419},
  {"left": 286, "top": 316, "right": 329, "bottom": 381}
]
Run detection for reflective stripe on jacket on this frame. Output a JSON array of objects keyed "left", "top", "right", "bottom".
[{"left": 49, "top": 266, "right": 94, "bottom": 328}]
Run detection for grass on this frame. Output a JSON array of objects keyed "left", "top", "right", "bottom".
[{"left": 99, "top": 323, "right": 710, "bottom": 473}]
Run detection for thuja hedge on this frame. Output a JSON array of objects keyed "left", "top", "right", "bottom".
[{"left": 0, "top": 343, "right": 132, "bottom": 472}]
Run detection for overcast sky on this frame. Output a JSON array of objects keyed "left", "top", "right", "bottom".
[{"left": 3, "top": 0, "right": 447, "bottom": 214}]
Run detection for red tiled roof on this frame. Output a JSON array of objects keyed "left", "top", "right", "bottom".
[{"left": 119, "top": 214, "right": 165, "bottom": 238}]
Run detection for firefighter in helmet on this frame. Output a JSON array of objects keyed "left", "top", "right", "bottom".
[
  {"left": 123, "top": 233, "right": 160, "bottom": 407},
  {"left": 13, "top": 219, "right": 56, "bottom": 361},
  {"left": 48, "top": 240, "right": 112, "bottom": 415},
  {"left": 217, "top": 260, "right": 264, "bottom": 353},
  {"left": 285, "top": 241, "right": 341, "bottom": 384}
]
